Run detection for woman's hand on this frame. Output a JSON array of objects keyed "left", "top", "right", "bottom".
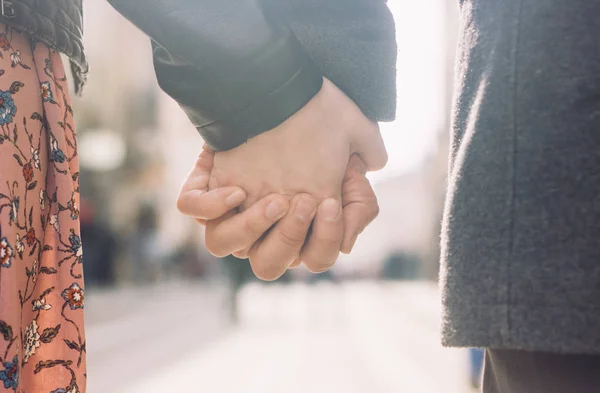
[{"left": 177, "top": 79, "right": 387, "bottom": 279}]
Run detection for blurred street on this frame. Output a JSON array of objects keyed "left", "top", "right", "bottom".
[
  {"left": 85, "top": 281, "right": 473, "bottom": 393},
  {"left": 76, "top": 2, "right": 464, "bottom": 390}
]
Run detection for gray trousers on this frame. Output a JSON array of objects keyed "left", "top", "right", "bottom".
[{"left": 483, "top": 349, "right": 600, "bottom": 393}]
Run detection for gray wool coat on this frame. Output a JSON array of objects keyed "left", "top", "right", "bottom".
[
  {"left": 262, "top": 0, "right": 397, "bottom": 123},
  {"left": 440, "top": 0, "right": 600, "bottom": 354}
]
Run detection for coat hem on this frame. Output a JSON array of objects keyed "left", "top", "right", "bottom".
[{"left": 442, "top": 302, "right": 600, "bottom": 355}]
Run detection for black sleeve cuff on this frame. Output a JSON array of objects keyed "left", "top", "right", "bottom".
[
  {"left": 154, "top": 33, "right": 323, "bottom": 151},
  {"left": 196, "top": 59, "right": 323, "bottom": 151}
]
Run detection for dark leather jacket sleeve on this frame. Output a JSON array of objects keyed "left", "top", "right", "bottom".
[{"left": 107, "top": 0, "right": 323, "bottom": 151}]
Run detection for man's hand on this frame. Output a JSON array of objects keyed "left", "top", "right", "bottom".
[
  {"left": 339, "top": 154, "right": 380, "bottom": 254},
  {"left": 288, "top": 154, "right": 380, "bottom": 268},
  {"left": 207, "top": 78, "right": 387, "bottom": 209},
  {"left": 177, "top": 78, "right": 386, "bottom": 279},
  {"left": 178, "top": 150, "right": 381, "bottom": 280},
  {"left": 176, "top": 146, "right": 250, "bottom": 224}
]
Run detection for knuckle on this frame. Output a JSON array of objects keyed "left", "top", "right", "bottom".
[
  {"left": 313, "top": 231, "right": 342, "bottom": 247},
  {"left": 241, "top": 217, "right": 264, "bottom": 235},
  {"left": 241, "top": 216, "right": 266, "bottom": 237},
  {"left": 309, "top": 225, "right": 343, "bottom": 249},
  {"left": 277, "top": 227, "right": 306, "bottom": 247}
]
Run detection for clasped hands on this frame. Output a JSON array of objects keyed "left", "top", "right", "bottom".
[{"left": 177, "top": 79, "right": 388, "bottom": 280}]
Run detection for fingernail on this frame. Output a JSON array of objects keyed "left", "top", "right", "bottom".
[
  {"left": 294, "top": 197, "right": 318, "bottom": 221},
  {"left": 225, "top": 190, "right": 246, "bottom": 207},
  {"left": 319, "top": 198, "right": 341, "bottom": 222},
  {"left": 266, "top": 199, "right": 287, "bottom": 220}
]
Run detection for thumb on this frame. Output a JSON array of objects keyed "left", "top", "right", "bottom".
[
  {"left": 177, "top": 147, "right": 247, "bottom": 220},
  {"left": 340, "top": 154, "right": 380, "bottom": 254}
]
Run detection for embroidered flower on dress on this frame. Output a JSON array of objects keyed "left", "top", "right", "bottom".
[
  {"left": 15, "top": 234, "right": 24, "bottom": 258},
  {"left": 0, "top": 237, "right": 14, "bottom": 268},
  {"left": 49, "top": 214, "right": 59, "bottom": 232},
  {"left": 31, "top": 259, "right": 38, "bottom": 283},
  {"left": 23, "top": 320, "right": 41, "bottom": 363},
  {"left": 0, "top": 355, "right": 18, "bottom": 390},
  {"left": 39, "top": 190, "right": 46, "bottom": 210},
  {"left": 69, "top": 230, "right": 82, "bottom": 257},
  {"left": 31, "top": 146, "right": 40, "bottom": 169},
  {"left": 10, "top": 50, "right": 21, "bottom": 67},
  {"left": 50, "top": 137, "right": 66, "bottom": 163},
  {"left": 32, "top": 296, "right": 51, "bottom": 312},
  {"left": 0, "top": 90, "right": 16, "bottom": 125},
  {"left": 67, "top": 194, "right": 79, "bottom": 220},
  {"left": 51, "top": 387, "right": 78, "bottom": 393},
  {"left": 62, "top": 283, "right": 84, "bottom": 310},
  {"left": 0, "top": 45, "right": 86, "bottom": 391},
  {"left": 25, "top": 228, "right": 35, "bottom": 246},
  {"left": 22, "top": 162, "right": 33, "bottom": 182},
  {"left": 40, "top": 81, "right": 53, "bottom": 102},
  {"left": 9, "top": 197, "right": 18, "bottom": 225},
  {"left": 0, "top": 34, "right": 10, "bottom": 51}
]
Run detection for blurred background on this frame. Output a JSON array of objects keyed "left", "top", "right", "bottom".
[{"left": 74, "top": 1, "right": 483, "bottom": 392}]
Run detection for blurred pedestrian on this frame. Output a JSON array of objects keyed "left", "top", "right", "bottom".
[
  {"left": 223, "top": 255, "right": 295, "bottom": 323},
  {"left": 222, "top": 255, "right": 255, "bottom": 324},
  {"left": 171, "top": 240, "right": 209, "bottom": 279},
  {"left": 80, "top": 199, "right": 118, "bottom": 288},
  {"left": 130, "top": 203, "right": 163, "bottom": 282},
  {"left": 381, "top": 252, "right": 421, "bottom": 280}
]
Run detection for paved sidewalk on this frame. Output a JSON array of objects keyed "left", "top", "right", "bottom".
[
  {"left": 85, "top": 281, "right": 230, "bottom": 393},
  {"left": 93, "top": 281, "right": 474, "bottom": 393}
]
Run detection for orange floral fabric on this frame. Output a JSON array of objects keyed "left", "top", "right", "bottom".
[{"left": 0, "top": 26, "right": 86, "bottom": 393}]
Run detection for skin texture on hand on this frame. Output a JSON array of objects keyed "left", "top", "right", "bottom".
[
  {"left": 207, "top": 78, "right": 386, "bottom": 210},
  {"left": 289, "top": 154, "right": 379, "bottom": 268},
  {"left": 339, "top": 154, "right": 380, "bottom": 253},
  {"left": 197, "top": 154, "right": 381, "bottom": 280},
  {"left": 176, "top": 147, "right": 249, "bottom": 223},
  {"left": 177, "top": 78, "right": 387, "bottom": 280}
]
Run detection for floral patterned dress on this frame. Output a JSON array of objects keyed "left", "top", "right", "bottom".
[{"left": 0, "top": 26, "right": 86, "bottom": 393}]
